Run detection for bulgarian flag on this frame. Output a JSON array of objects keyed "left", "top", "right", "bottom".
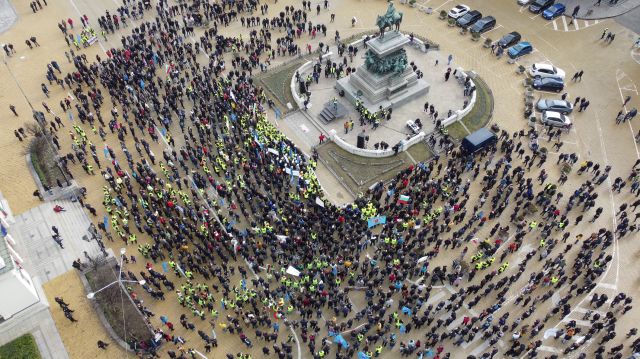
[{"left": 397, "top": 194, "right": 410, "bottom": 205}]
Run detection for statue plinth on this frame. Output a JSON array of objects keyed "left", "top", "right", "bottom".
[
  {"left": 336, "top": 31, "right": 429, "bottom": 113},
  {"left": 366, "top": 30, "right": 409, "bottom": 57}
]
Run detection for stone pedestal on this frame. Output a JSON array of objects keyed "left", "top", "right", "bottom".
[
  {"left": 318, "top": 101, "right": 348, "bottom": 124},
  {"left": 336, "top": 31, "right": 429, "bottom": 113}
]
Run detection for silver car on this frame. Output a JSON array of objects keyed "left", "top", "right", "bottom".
[
  {"left": 541, "top": 111, "right": 572, "bottom": 129},
  {"left": 536, "top": 99, "right": 573, "bottom": 114},
  {"left": 517, "top": 0, "right": 532, "bottom": 5}
]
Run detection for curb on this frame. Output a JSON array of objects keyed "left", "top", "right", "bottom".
[{"left": 575, "top": 3, "right": 640, "bottom": 20}]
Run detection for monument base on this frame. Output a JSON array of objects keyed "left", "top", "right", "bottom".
[
  {"left": 336, "top": 68, "right": 430, "bottom": 113},
  {"left": 318, "top": 101, "right": 348, "bottom": 124}
]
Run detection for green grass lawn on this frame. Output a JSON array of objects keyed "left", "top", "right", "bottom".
[
  {"left": 448, "top": 76, "right": 494, "bottom": 140},
  {"left": 259, "top": 59, "right": 306, "bottom": 113},
  {"left": 0, "top": 334, "right": 41, "bottom": 359}
]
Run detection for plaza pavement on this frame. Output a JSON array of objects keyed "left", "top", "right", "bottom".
[
  {"left": 0, "top": 0, "right": 638, "bottom": 358},
  {"left": 296, "top": 43, "right": 467, "bottom": 150},
  {"left": 562, "top": 0, "right": 640, "bottom": 20}
]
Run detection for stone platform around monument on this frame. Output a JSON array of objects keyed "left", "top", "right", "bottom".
[
  {"left": 336, "top": 31, "right": 430, "bottom": 113},
  {"left": 319, "top": 101, "right": 348, "bottom": 124}
]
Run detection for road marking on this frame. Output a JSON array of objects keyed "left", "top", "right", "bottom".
[
  {"left": 561, "top": 317, "right": 591, "bottom": 327},
  {"left": 426, "top": 290, "right": 446, "bottom": 305},
  {"left": 561, "top": 16, "right": 568, "bottom": 31},
  {"left": 538, "top": 345, "right": 561, "bottom": 353},
  {"left": 529, "top": 13, "right": 542, "bottom": 20},
  {"left": 573, "top": 19, "right": 580, "bottom": 30},
  {"left": 470, "top": 340, "right": 491, "bottom": 356},
  {"left": 67, "top": 0, "right": 107, "bottom": 53},
  {"left": 432, "top": 0, "right": 452, "bottom": 11},
  {"left": 631, "top": 47, "right": 640, "bottom": 64},
  {"left": 615, "top": 69, "right": 640, "bottom": 158},
  {"left": 597, "top": 282, "right": 618, "bottom": 290}
]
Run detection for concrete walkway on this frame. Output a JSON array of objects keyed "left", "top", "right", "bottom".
[
  {"left": 0, "top": 199, "right": 105, "bottom": 358},
  {"left": 11, "top": 199, "right": 104, "bottom": 282},
  {"left": 0, "top": 0, "right": 17, "bottom": 34},
  {"left": 562, "top": 0, "right": 640, "bottom": 20}
]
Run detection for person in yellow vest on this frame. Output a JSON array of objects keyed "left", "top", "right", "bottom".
[
  {"left": 498, "top": 262, "right": 508, "bottom": 273},
  {"left": 375, "top": 345, "right": 383, "bottom": 356}
]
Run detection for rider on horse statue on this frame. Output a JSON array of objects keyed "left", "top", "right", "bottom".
[{"left": 376, "top": 1, "right": 403, "bottom": 38}]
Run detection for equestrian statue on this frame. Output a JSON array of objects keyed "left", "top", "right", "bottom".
[{"left": 376, "top": 1, "right": 403, "bottom": 38}]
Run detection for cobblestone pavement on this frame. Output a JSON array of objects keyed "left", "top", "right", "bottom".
[{"left": 0, "top": 0, "right": 638, "bottom": 358}]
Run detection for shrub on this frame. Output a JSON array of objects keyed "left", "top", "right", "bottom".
[{"left": 85, "top": 260, "right": 154, "bottom": 349}]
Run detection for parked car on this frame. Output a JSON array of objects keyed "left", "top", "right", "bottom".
[
  {"left": 541, "top": 110, "right": 572, "bottom": 128},
  {"left": 536, "top": 99, "right": 573, "bottom": 114},
  {"left": 448, "top": 4, "right": 470, "bottom": 19},
  {"left": 542, "top": 3, "right": 566, "bottom": 19},
  {"left": 533, "top": 77, "right": 564, "bottom": 92},
  {"left": 470, "top": 16, "right": 497, "bottom": 33},
  {"left": 518, "top": 0, "right": 533, "bottom": 5},
  {"left": 456, "top": 10, "right": 482, "bottom": 28},
  {"left": 529, "top": 63, "right": 566, "bottom": 80},
  {"left": 529, "top": 0, "right": 554, "bottom": 13},
  {"left": 498, "top": 31, "right": 521, "bottom": 48},
  {"left": 508, "top": 41, "right": 533, "bottom": 59},
  {"left": 461, "top": 128, "right": 497, "bottom": 154}
]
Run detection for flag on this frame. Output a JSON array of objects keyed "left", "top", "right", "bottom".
[
  {"left": 103, "top": 215, "right": 109, "bottom": 232},
  {"left": 397, "top": 195, "right": 410, "bottom": 205},
  {"left": 367, "top": 215, "right": 387, "bottom": 228},
  {"left": 334, "top": 334, "right": 349, "bottom": 349},
  {"left": 358, "top": 352, "right": 371, "bottom": 359},
  {"left": 162, "top": 262, "right": 168, "bottom": 273},
  {"left": 401, "top": 306, "right": 412, "bottom": 316}
]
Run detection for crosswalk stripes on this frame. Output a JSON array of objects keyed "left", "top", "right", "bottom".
[
  {"left": 548, "top": 17, "right": 600, "bottom": 32},
  {"left": 539, "top": 345, "right": 561, "bottom": 353}
]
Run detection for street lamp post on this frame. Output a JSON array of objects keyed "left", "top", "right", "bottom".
[{"left": 86, "top": 248, "right": 145, "bottom": 299}]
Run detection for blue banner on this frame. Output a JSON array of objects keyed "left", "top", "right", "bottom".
[
  {"left": 333, "top": 334, "right": 349, "bottom": 349},
  {"left": 367, "top": 216, "right": 387, "bottom": 228}
]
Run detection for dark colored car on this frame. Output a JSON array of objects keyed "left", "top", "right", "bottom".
[
  {"left": 470, "top": 16, "right": 497, "bottom": 33},
  {"left": 456, "top": 10, "right": 482, "bottom": 28},
  {"left": 461, "top": 128, "right": 497, "bottom": 154},
  {"left": 498, "top": 31, "right": 521, "bottom": 48},
  {"left": 508, "top": 41, "right": 533, "bottom": 59},
  {"left": 529, "top": 0, "right": 555, "bottom": 13},
  {"left": 533, "top": 77, "right": 564, "bottom": 92}
]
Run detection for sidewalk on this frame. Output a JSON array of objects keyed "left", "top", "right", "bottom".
[
  {"left": 0, "top": 0, "right": 17, "bottom": 33},
  {"left": 2, "top": 199, "right": 108, "bottom": 358},
  {"left": 562, "top": 0, "right": 640, "bottom": 19}
]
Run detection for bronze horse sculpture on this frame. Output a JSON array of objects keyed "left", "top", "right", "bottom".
[{"left": 376, "top": 2, "right": 403, "bottom": 38}]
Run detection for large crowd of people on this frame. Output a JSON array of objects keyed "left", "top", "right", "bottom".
[{"left": 20, "top": 0, "right": 640, "bottom": 358}]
